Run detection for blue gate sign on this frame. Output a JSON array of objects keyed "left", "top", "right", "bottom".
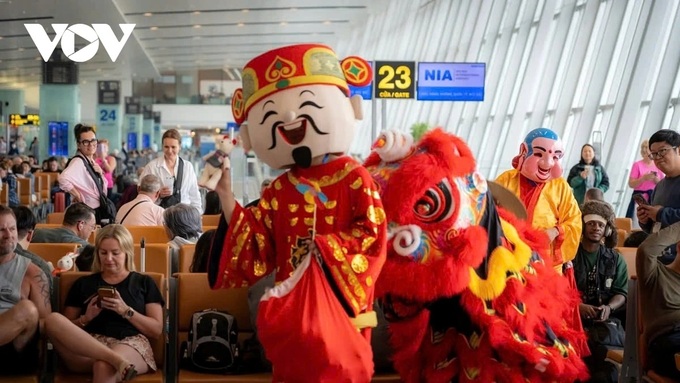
[{"left": 416, "top": 62, "right": 485, "bottom": 101}]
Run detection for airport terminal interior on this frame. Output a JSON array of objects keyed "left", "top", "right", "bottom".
[{"left": 1, "top": 0, "right": 680, "bottom": 382}]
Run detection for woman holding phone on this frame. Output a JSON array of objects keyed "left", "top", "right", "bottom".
[
  {"left": 568, "top": 144, "right": 610, "bottom": 205},
  {"left": 626, "top": 139, "right": 663, "bottom": 218},
  {"left": 42, "top": 224, "right": 164, "bottom": 381}
]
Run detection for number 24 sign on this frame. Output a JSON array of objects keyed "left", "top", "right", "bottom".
[{"left": 374, "top": 61, "right": 415, "bottom": 99}]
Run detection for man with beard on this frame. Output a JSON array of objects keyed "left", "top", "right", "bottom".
[
  {"left": 208, "top": 44, "right": 387, "bottom": 382},
  {"left": 573, "top": 200, "right": 628, "bottom": 383},
  {"left": 0, "top": 205, "right": 51, "bottom": 375}
]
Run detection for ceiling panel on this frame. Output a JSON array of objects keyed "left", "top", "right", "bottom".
[{"left": 0, "top": 0, "right": 387, "bottom": 89}]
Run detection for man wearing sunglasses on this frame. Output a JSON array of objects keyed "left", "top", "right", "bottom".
[{"left": 638, "top": 129, "right": 680, "bottom": 263}]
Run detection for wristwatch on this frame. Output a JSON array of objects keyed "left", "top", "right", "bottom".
[{"left": 123, "top": 307, "right": 135, "bottom": 319}]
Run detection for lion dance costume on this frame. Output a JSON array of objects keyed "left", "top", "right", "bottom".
[{"left": 365, "top": 129, "right": 588, "bottom": 382}]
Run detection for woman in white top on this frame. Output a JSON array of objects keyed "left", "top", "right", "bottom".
[
  {"left": 139, "top": 129, "right": 202, "bottom": 212},
  {"left": 59, "top": 124, "right": 106, "bottom": 216}
]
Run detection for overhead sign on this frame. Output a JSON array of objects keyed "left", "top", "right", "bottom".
[
  {"left": 125, "top": 96, "right": 141, "bottom": 115},
  {"left": 417, "top": 62, "right": 485, "bottom": 101},
  {"left": 374, "top": 61, "right": 415, "bottom": 99},
  {"left": 98, "top": 80, "right": 120, "bottom": 104},
  {"left": 97, "top": 105, "right": 120, "bottom": 130},
  {"left": 10, "top": 114, "right": 40, "bottom": 126}
]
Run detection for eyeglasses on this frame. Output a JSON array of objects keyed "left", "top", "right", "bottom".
[
  {"left": 79, "top": 139, "right": 98, "bottom": 146},
  {"left": 648, "top": 146, "right": 677, "bottom": 160},
  {"left": 79, "top": 220, "right": 96, "bottom": 230}
]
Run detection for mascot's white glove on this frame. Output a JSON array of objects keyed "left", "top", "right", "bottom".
[{"left": 372, "top": 130, "right": 414, "bottom": 163}]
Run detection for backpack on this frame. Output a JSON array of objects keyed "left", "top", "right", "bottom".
[{"left": 182, "top": 309, "right": 239, "bottom": 373}]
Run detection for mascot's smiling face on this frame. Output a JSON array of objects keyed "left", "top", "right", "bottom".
[
  {"left": 514, "top": 128, "right": 564, "bottom": 183},
  {"left": 243, "top": 84, "right": 359, "bottom": 169},
  {"left": 366, "top": 129, "right": 488, "bottom": 265}
]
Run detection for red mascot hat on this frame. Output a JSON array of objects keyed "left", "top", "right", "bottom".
[{"left": 231, "top": 44, "right": 372, "bottom": 125}]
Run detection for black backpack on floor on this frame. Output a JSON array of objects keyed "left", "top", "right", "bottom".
[{"left": 181, "top": 309, "right": 239, "bottom": 373}]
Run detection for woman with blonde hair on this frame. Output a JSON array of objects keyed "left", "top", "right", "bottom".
[
  {"left": 42, "top": 224, "right": 164, "bottom": 381},
  {"left": 626, "top": 139, "right": 663, "bottom": 218}
]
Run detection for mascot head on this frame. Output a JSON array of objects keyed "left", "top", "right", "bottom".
[
  {"left": 366, "top": 128, "right": 489, "bottom": 265},
  {"left": 231, "top": 44, "right": 372, "bottom": 169},
  {"left": 512, "top": 128, "right": 564, "bottom": 183}
]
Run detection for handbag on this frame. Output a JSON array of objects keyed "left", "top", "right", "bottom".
[
  {"left": 76, "top": 155, "right": 117, "bottom": 225},
  {"left": 160, "top": 158, "right": 183, "bottom": 208},
  {"left": 588, "top": 316, "right": 625, "bottom": 348},
  {"left": 257, "top": 254, "right": 373, "bottom": 382}
]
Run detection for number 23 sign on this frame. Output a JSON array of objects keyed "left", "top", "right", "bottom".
[{"left": 374, "top": 61, "right": 415, "bottom": 99}]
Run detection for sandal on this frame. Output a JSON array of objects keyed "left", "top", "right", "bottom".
[{"left": 118, "top": 363, "right": 138, "bottom": 381}]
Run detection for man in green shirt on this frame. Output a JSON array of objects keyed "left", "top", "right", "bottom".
[{"left": 573, "top": 200, "right": 628, "bottom": 382}]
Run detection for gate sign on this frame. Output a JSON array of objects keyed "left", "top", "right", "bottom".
[
  {"left": 417, "top": 62, "right": 485, "bottom": 101},
  {"left": 374, "top": 61, "right": 415, "bottom": 99}
]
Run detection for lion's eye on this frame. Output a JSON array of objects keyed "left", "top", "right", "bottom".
[{"left": 413, "top": 180, "right": 455, "bottom": 223}]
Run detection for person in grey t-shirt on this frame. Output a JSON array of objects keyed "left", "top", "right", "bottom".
[{"left": 638, "top": 130, "right": 680, "bottom": 263}]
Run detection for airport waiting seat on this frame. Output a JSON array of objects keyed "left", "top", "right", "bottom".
[
  {"left": 27, "top": 243, "right": 80, "bottom": 269},
  {"left": 201, "top": 214, "right": 220, "bottom": 227},
  {"left": 134, "top": 243, "right": 171, "bottom": 278},
  {"left": 0, "top": 185, "right": 8, "bottom": 205},
  {"left": 54, "top": 272, "right": 166, "bottom": 383},
  {"left": 173, "top": 273, "right": 403, "bottom": 383},
  {"left": 616, "top": 246, "right": 638, "bottom": 279},
  {"left": 17, "top": 178, "right": 31, "bottom": 207},
  {"left": 47, "top": 212, "right": 65, "bottom": 224},
  {"left": 126, "top": 225, "right": 169, "bottom": 244},
  {"left": 35, "top": 173, "right": 50, "bottom": 203},
  {"left": 174, "top": 272, "right": 265, "bottom": 382},
  {"left": 606, "top": 247, "right": 639, "bottom": 366},
  {"left": 617, "top": 229, "right": 629, "bottom": 248},
  {"left": 178, "top": 244, "right": 195, "bottom": 273},
  {"left": 0, "top": 375, "right": 39, "bottom": 383},
  {"left": 615, "top": 217, "right": 633, "bottom": 234}
]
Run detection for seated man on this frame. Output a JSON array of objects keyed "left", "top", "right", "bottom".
[
  {"left": 0, "top": 205, "right": 51, "bottom": 375},
  {"left": 638, "top": 221, "right": 680, "bottom": 380},
  {"left": 0, "top": 162, "right": 19, "bottom": 207},
  {"left": 11, "top": 206, "right": 53, "bottom": 294},
  {"left": 31, "top": 203, "right": 96, "bottom": 248},
  {"left": 574, "top": 200, "right": 628, "bottom": 382},
  {"left": 116, "top": 174, "right": 164, "bottom": 226}
]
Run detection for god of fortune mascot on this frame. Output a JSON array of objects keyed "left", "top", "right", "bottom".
[
  {"left": 364, "top": 129, "right": 588, "bottom": 383},
  {"left": 207, "top": 44, "right": 387, "bottom": 382}
]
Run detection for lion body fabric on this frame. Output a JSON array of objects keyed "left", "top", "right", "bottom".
[{"left": 365, "top": 129, "right": 589, "bottom": 383}]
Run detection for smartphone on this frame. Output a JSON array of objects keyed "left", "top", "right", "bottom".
[
  {"left": 97, "top": 286, "right": 116, "bottom": 306},
  {"left": 633, "top": 194, "right": 649, "bottom": 206},
  {"left": 206, "top": 153, "right": 223, "bottom": 168}
]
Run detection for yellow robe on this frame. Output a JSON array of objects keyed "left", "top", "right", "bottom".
[{"left": 495, "top": 169, "right": 582, "bottom": 267}]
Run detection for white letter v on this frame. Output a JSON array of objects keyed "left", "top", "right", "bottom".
[
  {"left": 25, "top": 24, "right": 68, "bottom": 62},
  {"left": 93, "top": 24, "right": 135, "bottom": 62}
]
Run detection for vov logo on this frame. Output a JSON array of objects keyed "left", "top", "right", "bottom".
[{"left": 25, "top": 24, "right": 135, "bottom": 63}]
